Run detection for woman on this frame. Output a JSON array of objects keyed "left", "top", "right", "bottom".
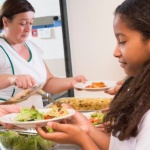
[
  {"left": 0, "top": 0, "right": 86, "bottom": 108},
  {"left": 36, "top": 0, "right": 150, "bottom": 149}
]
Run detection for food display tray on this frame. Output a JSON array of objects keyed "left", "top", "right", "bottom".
[
  {"left": 46, "top": 97, "right": 112, "bottom": 111},
  {"left": 0, "top": 128, "right": 57, "bottom": 150}
]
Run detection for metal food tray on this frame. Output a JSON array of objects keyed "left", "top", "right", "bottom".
[
  {"left": 0, "top": 127, "right": 81, "bottom": 150},
  {"left": 46, "top": 97, "right": 112, "bottom": 111},
  {"left": 53, "top": 144, "right": 81, "bottom": 150},
  {"left": 0, "top": 128, "right": 57, "bottom": 150}
]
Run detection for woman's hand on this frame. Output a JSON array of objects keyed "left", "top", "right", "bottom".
[
  {"left": 8, "top": 74, "right": 35, "bottom": 89},
  {"left": 71, "top": 75, "right": 87, "bottom": 86},
  {"left": 0, "top": 105, "right": 21, "bottom": 128}
]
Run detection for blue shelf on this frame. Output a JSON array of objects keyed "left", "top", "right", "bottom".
[{"left": 32, "top": 20, "right": 62, "bottom": 29}]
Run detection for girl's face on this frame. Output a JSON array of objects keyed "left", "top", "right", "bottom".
[
  {"left": 113, "top": 14, "right": 150, "bottom": 77},
  {"left": 2, "top": 11, "right": 34, "bottom": 44}
]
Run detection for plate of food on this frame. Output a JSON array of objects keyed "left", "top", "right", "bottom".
[
  {"left": 74, "top": 80, "right": 116, "bottom": 91},
  {"left": 0, "top": 106, "right": 75, "bottom": 128}
]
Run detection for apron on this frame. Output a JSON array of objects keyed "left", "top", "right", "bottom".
[{"left": 0, "top": 38, "right": 47, "bottom": 108}]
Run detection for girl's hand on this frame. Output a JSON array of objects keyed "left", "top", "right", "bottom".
[
  {"left": 61, "top": 103, "right": 94, "bottom": 134},
  {"left": 36, "top": 122, "right": 87, "bottom": 144},
  {"left": 36, "top": 104, "right": 95, "bottom": 143},
  {"left": 105, "top": 77, "right": 127, "bottom": 95},
  {"left": 36, "top": 121, "right": 100, "bottom": 150},
  {"left": 36, "top": 104, "right": 107, "bottom": 150}
]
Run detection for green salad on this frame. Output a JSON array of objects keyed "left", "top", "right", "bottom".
[
  {"left": 14, "top": 106, "right": 69, "bottom": 122},
  {"left": 0, "top": 130, "right": 56, "bottom": 150},
  {"left": 14, "top": 107, "right": 44, "bottom": 122},
  {"left": 89, "top": 111, "right": 106, "bottom": 125}
]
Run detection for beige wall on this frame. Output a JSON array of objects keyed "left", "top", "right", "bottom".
[{"left": 66, "top": 0, "right": 125, "bottom": 97}]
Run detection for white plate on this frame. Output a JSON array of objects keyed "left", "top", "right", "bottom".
[
  {"left": 0, "top": 108, "right": 75, "bottom": 129},
  {"left": 82, "top": 111, "right": 94, "bottom": 119},
  {"left": 74, "top": 80, "right": 116, "bottom": 91}
]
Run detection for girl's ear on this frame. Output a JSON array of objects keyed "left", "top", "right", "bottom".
[{"left": 2, "top": 17, "right": 9, "bottom": 28}]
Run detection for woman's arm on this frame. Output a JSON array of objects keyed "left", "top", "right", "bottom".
[
  {"left": 0, "top": 74, "right": 12, "bottom": 89},
  {"left": 0, "top": 74, "right": 35, "bottom": 89},
  {"left": 43, "top": 63, "right": 86, "bottom": 94}
]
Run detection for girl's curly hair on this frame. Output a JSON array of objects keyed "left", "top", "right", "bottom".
[{"left": 105, "top": 60, "right": 150, "bottom": 140}]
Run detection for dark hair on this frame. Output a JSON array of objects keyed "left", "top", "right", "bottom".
[
  {"left": 0, "top": 0, "right": 35, "bottom": 29},
  {"left": 105, "top": 60, "right": 150, "bottom": 140},
  {"left": 114, "top": 0, "right": 150, "bottom": 40}
]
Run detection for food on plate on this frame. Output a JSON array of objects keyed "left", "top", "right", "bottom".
[
  {"left": 0, "top": 130, "right": 57, "bottom": 150},
  {"left": 15, "top": 106, "right": 43, "bottom": 122},
  {"left": 43, "top": 105, "right": 69, "bottom": 119},
  {"left": 48, "top": 98, "right": 112, "bottom": 111},
  {"left": 15, "top": 105, "right": 69, "bottom": 122},
  {"left": 85, "top": 81, "right": 106, "bottom": 88},
  {"left": 89, "top": 111, "right": 106, "bottom": 125}
]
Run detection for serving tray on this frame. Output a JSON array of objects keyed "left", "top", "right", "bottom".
[{"left": 46, "top": 97, "right": 112, "bottom": 111}]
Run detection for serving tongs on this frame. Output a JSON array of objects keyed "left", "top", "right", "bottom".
[
  {"left": 0, "top": 126, "right": 37, "bottom": 135},
  {"left": 0, "top": 85, "right": 42, "bottom": 105},
  {"left": 36, "top": 89, "right": 62, "bottom": 107},
  {"left": 0, "top": 84, "right": 62, "bottom": 107}
]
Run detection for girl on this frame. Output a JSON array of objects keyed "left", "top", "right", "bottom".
[{"left": 38, "top": 0, "right": 150, "bottom": 149}]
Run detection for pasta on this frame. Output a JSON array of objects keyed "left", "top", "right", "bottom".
[{"left": 49, "top": 98, "right": 112, "bottom": 111}]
